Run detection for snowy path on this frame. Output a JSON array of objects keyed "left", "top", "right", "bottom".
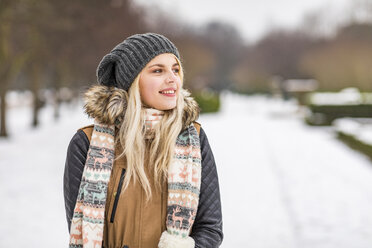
[
  {"left": 1, "top": 93, "right": 372, "bottom": 247},
  {"left": 200, "top": 93, "right": 372, "bottom": 248}
]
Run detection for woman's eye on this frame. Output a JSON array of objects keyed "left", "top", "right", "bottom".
[
  {"left": 153, "top": 69, "right": 162, "bottom": 73},
  {"left": 173, "top": 68, "right": 180, "bottom": 73}
]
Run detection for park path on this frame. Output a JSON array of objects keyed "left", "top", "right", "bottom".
[
  {"left": 1, "top": 93, "right": 372, "bottom": 247},
  {"left": 200, "top": 93, "right": 372, "bottom": 248}
]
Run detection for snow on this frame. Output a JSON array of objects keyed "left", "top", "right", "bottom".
[
  {"left": 1, "top": 92, "right": 372, "bottom": 247},
  {"left": 308, "top": 88, "right": 372, "bottom": 106},
  {"left": 334, "top": 118, "right": 372, "bottom": 146}
]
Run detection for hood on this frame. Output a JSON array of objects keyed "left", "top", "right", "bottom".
[{"left": 83, "top": 85, "right": 200, "bottom": 129}]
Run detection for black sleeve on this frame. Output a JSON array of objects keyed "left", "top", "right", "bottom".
[
  {"left": 191, "top": 127, "right": 223, "bottom": 248},
  {"left": 63, "top": 129, "right": 89, "bottom": 232}
]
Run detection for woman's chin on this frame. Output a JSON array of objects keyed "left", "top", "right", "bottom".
[
  {"left": 156, "top": 104, "right": 177, "bottom": 111},
  {"left": 150, "top": 101, "right": 177, "bottom": 111}
]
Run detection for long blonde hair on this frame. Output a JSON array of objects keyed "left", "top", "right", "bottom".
[{"left": 116, "top": 56, "right": 185, "bottom": 200}]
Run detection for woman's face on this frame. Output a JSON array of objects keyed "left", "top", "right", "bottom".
[{"left": 139, "top": 53, "right": 182, "bottom": 110}]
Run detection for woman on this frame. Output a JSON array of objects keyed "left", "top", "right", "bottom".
[{"left": 64, "top": 33, "right": 223, "bottom": 248}]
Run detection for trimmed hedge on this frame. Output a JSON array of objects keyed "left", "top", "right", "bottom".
[
  {"left": 305, "top": 104, "right": 372, "bottom": 126},
  {"left": 193, "top": 91, "right": 220, "bottom": 113},
  {"left": 336, "top": 131, "right": 372, "bottom": 161}
]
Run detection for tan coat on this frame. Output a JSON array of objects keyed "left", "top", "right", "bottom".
[{"left": 80, "top": 123, "right": 200, "bottom": 248}]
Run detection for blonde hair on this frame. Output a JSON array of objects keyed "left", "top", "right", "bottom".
[{"left": 116, "top": 56, "right": 185, "bottom": 200}]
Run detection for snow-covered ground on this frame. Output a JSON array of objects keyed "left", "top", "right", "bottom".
[
  {"left": 1, "top": 92, "right": 372, "bottom": 248},
  {"left": 334, "top": 118, "right": 372, "bottom": 146}
]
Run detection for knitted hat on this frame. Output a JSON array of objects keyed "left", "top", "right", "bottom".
[{"left": 96, "top": 33, "right": 180, "bottom": 91}]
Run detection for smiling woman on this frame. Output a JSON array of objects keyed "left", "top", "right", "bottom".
[{"left": 63, "top": 33, "right": 223, "bottom": 248}]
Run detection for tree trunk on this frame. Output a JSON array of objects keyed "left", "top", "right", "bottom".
[
  {"left": 53, "top": 89, "right": 60, "bottom": 121},
  {"left": 0, "top": 88, "right": 8, "bottom": 137},
  {"left": 31, "top": 63, "right": 41, "bottom": 128},
  {"left": 53, "top": 67, "right": 62, "bottom": 121},
  {"left": 0, "top": 12, "right": 10, "bottom": 137}
]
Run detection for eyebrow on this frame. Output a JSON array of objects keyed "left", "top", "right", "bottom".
[{"left": 148, "top": 63, "right": 179, "bottom": 68}]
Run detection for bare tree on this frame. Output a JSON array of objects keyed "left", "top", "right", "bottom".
[
  {"left": 300, "top": 23, "right": 372, "bottom": 91},
  {"left": 200, "top": 22, "right": 244, "bottom": 91},
  {"left": 0, "top": 0, "right": 29, "bottom": 137}
]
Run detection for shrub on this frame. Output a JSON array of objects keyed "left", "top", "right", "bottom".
[
  {"left": 305, "top": 104, "right": 372, "bottom": 126},
  {"left": 193, "top": 90, "right": 220, "bottom": 113}
]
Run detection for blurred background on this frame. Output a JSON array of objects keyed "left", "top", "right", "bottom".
[{"left": 1, "top": 0, "right": 372, "bottom": 247}]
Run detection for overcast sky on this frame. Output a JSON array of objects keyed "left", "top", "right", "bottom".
[{"left": 134, "top": 0, "right": 354, "bottom": 43}]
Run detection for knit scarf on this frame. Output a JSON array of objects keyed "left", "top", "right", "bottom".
[{"left": 69, "top": 108, "right": 201, "bottom": 248}]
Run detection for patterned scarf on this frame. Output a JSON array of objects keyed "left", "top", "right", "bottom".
[
  {"left": 69, "top": 108, "right": 201, "bottom": 248},
  {"left": 143, "top": 108, "right": 164, "bottom": 139}
]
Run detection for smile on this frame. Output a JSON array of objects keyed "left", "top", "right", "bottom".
[{"left": 159, "top": 90, "right": 175, "bottom": 94}]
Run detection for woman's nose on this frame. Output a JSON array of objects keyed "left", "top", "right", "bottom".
[{"left": 165, "top": 71, "right": 177, "bottom": 83}]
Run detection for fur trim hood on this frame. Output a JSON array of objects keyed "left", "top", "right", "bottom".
[{"left": 83, "top": 85, "right": 200, "bottom": 129}]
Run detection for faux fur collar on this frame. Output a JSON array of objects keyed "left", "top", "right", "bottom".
[{"left": 83, "top": 85, "right": 200, "bottom": 129}]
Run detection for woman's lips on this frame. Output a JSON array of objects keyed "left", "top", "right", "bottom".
[
  {"left": 159, "top": 89, "right": 176, "bottom": 97},
  {"left": 160, "top": 92, "right": 176, "bottom": 97}
]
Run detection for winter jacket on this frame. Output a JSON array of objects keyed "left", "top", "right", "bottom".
[{"left": 63, "top": 86, "right": 223, "bottom": 248}]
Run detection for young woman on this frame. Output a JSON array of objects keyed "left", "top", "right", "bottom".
[{"left": 64, "top": 33, "right": 223, "bottom": 248}]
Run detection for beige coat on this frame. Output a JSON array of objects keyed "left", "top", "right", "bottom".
[{"left": 80, "top": 123, "right": 200, "bottom": 248}]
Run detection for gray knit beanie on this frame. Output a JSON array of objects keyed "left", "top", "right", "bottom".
[{"left": 96, "top": 33, "right": 180, "bottom": 91}]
